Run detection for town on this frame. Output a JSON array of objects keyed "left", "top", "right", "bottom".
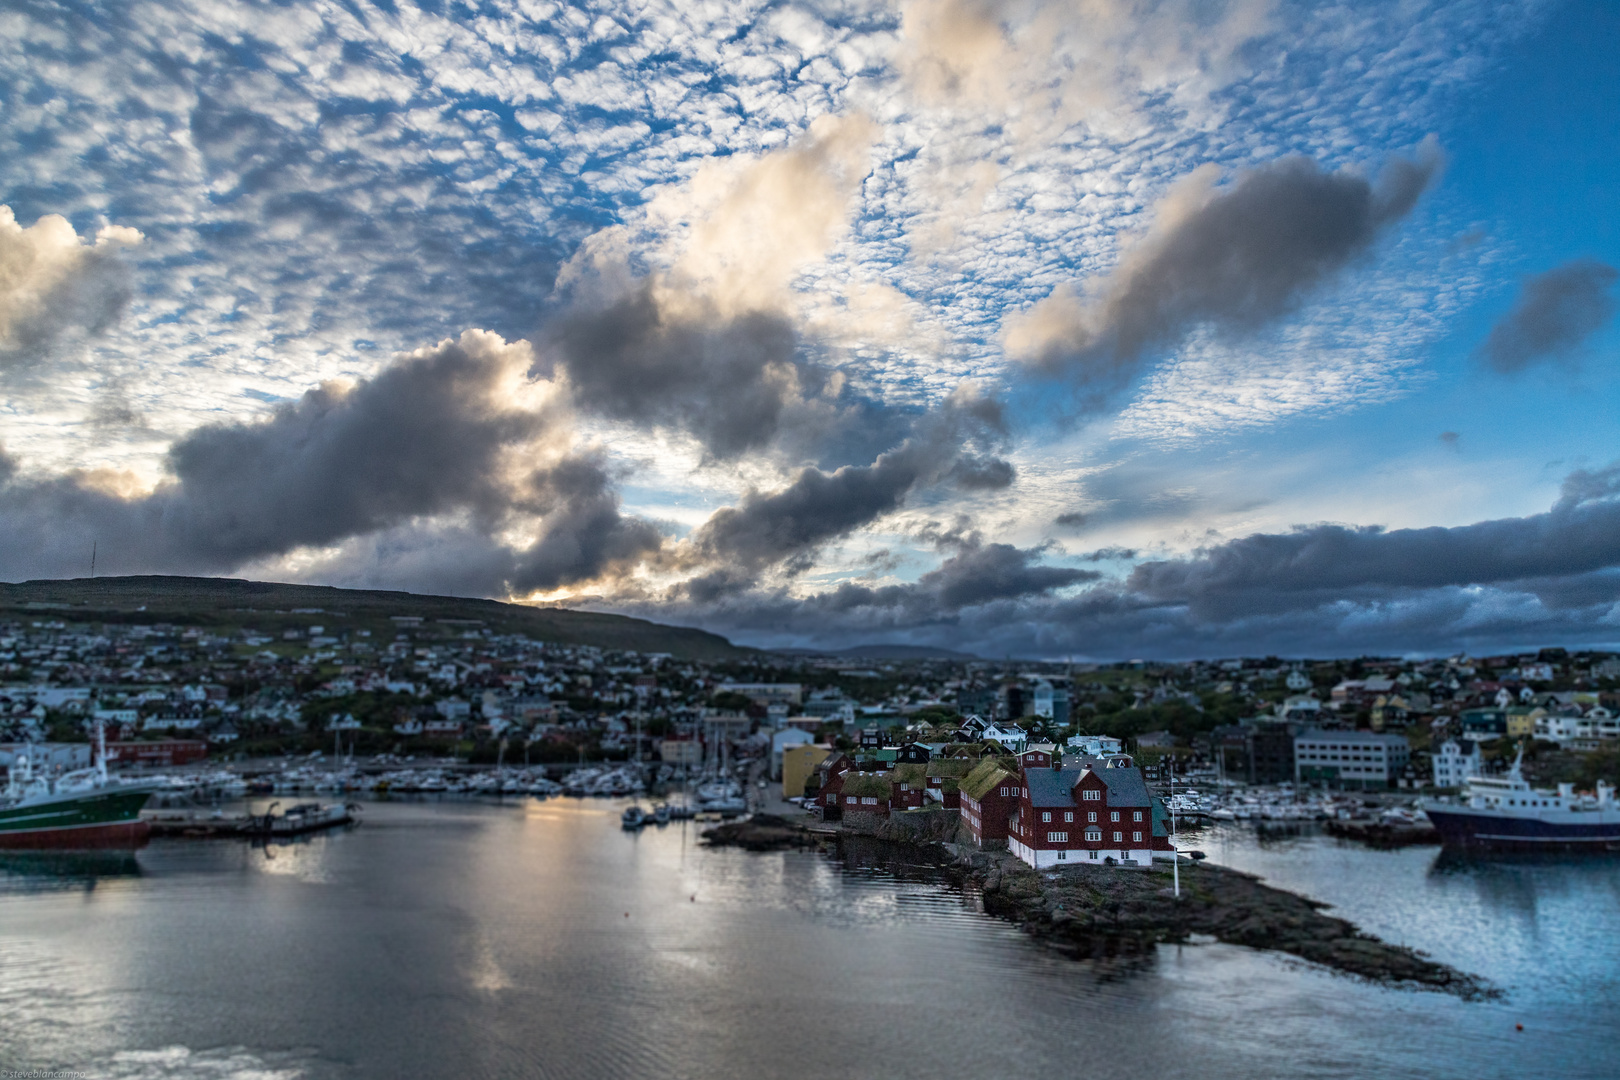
[{"left": 5, "top": 606, "right": 1619, "bottom": 843}]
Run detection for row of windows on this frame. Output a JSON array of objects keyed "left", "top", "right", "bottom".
[
  {"left": 1040, "top": 809, "right": 1143, "bottom": 823},
  {"left": 1047, "top": 830, "right": 1146, "bottom": 845}
]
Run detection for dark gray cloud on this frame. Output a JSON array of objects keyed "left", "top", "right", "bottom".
[
  {"left": 602, "top": 460, "right": 1620, "bottom": 660},
  {"left": 1477, "top": 258, "right": 1618, "bottom": 373},
  {"left": 683, "top": 392, "right": 1011, "bottom": 586},
  {"left": 546, "top": 285, "right": 916, "bottom": 466},
  {"left": 632, "top": 540, "right": 1098, "bottom": 634},
  {"left": 0, "top": 333, "right": 661, "bottom": 591},
  {"left": 1121, "top": 461, "right": 1620, "bottom": 621},
  {"left": 1015, "top": 142, "right": 1443, "bottom": 390}
]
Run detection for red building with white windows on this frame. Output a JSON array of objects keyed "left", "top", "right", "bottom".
[
  {"left": 1007, "top": 757, "right": 1171, "bottom": 868},
  {"left": 959, "top": 757, "right": 1024, "bottom": 847}
]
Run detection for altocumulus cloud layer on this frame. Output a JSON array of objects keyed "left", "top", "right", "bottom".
[{"left": 3, "top": 0, "right": 1617, "bottom": 659}]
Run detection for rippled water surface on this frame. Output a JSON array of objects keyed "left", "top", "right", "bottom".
[{"left": 2, "top": 800, "right": 1617, "bottom": 1080}]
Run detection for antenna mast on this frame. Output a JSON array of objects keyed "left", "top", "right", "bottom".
[{"left": 90, "top": 541, "right": 97, "bottom": 579}]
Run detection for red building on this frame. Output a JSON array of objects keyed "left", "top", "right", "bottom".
[
  {"left": 813, "top": 753, "right": 854, "bottom": 818},
  {"left": 889, "top": 763, "right": 929, "bottom": 810},
  {"left": 959, "top": 757, "right": 1023, "bottom": 846},
  {"left": 832, "top": 771, "right": 892, "bottom": 819},
  {"left": 107, "top": 740, "right": 209, "bottom": 767},
  {"left": 1007, "top": 757, "right": 1172, "bottom": 869},
  {"left": 924, "top": 757, "right": 974, "bottom": 808}
]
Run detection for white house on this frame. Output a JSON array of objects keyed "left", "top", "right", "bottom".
[
  {"left": 435, "top": 697, "right": 471, "bottom": 720},
  {"left": 1537, "top": 708, "right": 1620, "bottom": 749},
  {"left": 1432, "top": 739, "right": 1482, "bottom": 789},
  {"left": 1280, "top": 695, "right": 1323, "bottom": 723},
  {"left": 980, "top": 722, "right": 1028, "bottom": 752},
  {"left": 1066, "top": 733, "right": 1124, "bottom": 756},
  {"left": 1286, "top": 670, "right": 1312, "bottom": 692}
]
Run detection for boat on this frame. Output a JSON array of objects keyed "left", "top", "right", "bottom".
[
  {"left": 0, "top": 727, "right": 156, "bottom": 849},
  {"left": 651, "top": 804, "right": 671, "bottom": 825},
  {"left": 248, "top": 801, "right": 360, "bottom": 838},
  {"left": 621, "top": 805, "right": 647, "bottom": 829},
  {"left": 1421, "top": 748, "right": 1620, "bottom": 851}
]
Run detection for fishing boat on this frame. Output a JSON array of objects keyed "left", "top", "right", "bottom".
[
  {"left": 1422, "top": 747, "right": 1620, "bottom": 851},
  {"left": 248, "top": 801, "right": 360, "bottom": 838},
  {"left": 621, "top": 805, "right": 647, "bottom": 829},
  {"left": 0, "top": 726, "right": 156, "bottom": 849}
]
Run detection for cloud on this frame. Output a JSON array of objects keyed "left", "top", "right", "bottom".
[
  {"left": 681, "top": 386, "right": 1011, "bottom": 586},
  {"left": 0, "top": 206, "right": 142, "bottom": 371},
  {"left": 1477, "top": 258, "right": 1619, "bottom": 373},
  {"left": 1123, "top": 460, "right": 1620, "bottom": 619},
  {"left": 628, "top": 538, "right": 1098, "bottom": 636},
  {"left": 0, "top": 331, "right": 660, "bottom": 591},
  {"left": 1005, "top": 141, "right": 1444, "bottom": 395},
  {"left": 544, "top": 115, "right": 893, "bottom": 464}
]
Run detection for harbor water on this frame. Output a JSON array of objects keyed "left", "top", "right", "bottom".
[{"left": 2, "top": 799, "right": 1617, "bottom": 1080}]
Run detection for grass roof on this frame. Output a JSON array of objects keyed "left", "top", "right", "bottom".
[
  {"left": 960, "top": 758, "right": 1018, "bottom": 801},
  {"left": 925, "top": 758, "right": 974, "bottom": 778},
  {"left": 840, "top": 772, "right": 893, "bottom": 799},
  {"left": 890, "top": 763, "right": 928, "bottom": 784}
]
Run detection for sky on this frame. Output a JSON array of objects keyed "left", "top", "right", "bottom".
[{"left": 1, "top": 0, "right": 1618, "bottom": 660}]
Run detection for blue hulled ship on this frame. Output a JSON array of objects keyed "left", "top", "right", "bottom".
[{"left": 1422, "top": 749, "right": 1620, "bottom": 852}]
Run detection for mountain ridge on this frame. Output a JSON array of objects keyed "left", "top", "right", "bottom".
[{"left": 0, "top": 575, "right": 746, "bottom": 660}]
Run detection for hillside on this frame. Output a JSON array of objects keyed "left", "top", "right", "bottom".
[{"left": 0, "top": 576, "right": 746, "bottom": 660}]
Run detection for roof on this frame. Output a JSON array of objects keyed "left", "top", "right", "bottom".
[
  {"left": 1023, "top": 762, "right": 1154, "bottom": 808},
  {"left": 890, "top": 763, "right": 928, "bottom": 784},
  {"left": 960, "top": 758, "right": 1018, "bottom": 801},
  {"left": 1295, "top": 729, "right": 1410, "bottom": 747},
  {"left": 840, "top": 772, "right": 893, "bottom": 799},
  {"left": 925, "top": 757, "right": 974, "bottom": 778}
]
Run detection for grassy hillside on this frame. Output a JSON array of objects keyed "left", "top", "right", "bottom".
[{"left": 0, "top": 576, "right": 746, "bottom": 660}]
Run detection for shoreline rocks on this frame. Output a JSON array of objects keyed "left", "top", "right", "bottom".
[
  {"left": 946, "top": 847, "right": 1493, "bottom": 998},
  {"left": 700, "top": 812, "right": 1493, "bottom": 998},
  {"left": 700, "top": 814, "right": 825, "bottom": 851}
]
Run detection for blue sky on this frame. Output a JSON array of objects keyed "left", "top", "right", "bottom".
[{"left": 0, "top": 0, "right": 1617, "bottom": 659}]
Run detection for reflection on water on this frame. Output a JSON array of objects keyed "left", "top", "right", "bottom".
[
  {"left": 0, "top": 851, "right": 143, "bottom": 893},
  {"left": 1, "top": 801, "right": 1617, "bottom": 1080}
]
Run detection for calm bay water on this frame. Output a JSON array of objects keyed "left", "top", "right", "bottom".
[{"left": 2, "top": 800, "right": 1616, "bottom": 1080}]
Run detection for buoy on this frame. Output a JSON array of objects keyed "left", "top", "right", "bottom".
[
  {"left": 624, "top": 912, "right": 630, "bottom": 918},
  {"left": 1515, "top": 1023, "right": 1523, "bottom": 1032}
]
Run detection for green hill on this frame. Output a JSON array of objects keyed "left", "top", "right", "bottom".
[{"left": 0, "top": 576, "right": 745, "bottom": 660}]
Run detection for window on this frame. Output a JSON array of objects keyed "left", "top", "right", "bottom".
[
  {"left": 862, "top": 796, "right": 877, "bottom": 805},
  {"left": 1063, "top": 811, "right": 1073, "bottom": 823},
  {"left": 1042, "top": 811, "right": 1051, "bottom": 823},
  {"left": 1085, "top": 829, "right": 1101, "bottom": 841},
  {"left": 1082, "top": 789, "right": 1100, "bottom": 801},
  {"left": 1133, "top": 831, "right": 1142, "bottom": 843},
  {"left": 1089, "top": 850, "right": 1099, "bottom": 860},
  {"left": 1132, "top": 811, "right": 1143, "bottom": 822},
  {"left": 845, "top": 796, "right": 855, "bottom": 804},
  {"left": 1110, "top": 811, "right": 1120, "bottom": 822},
  {"left": 1088, "top": 811, "right": 1097, "bottom": 822},
  {"left": 999, "top": 787, "right": 1008, "bottom": 796},
  {"left": 1057, "top": 851, "right": 1067, "bottom": 860},
  {"left": 1113, "top": 831, "right": 1123, "bottom": 843},
  {"left": 1047, "top": 831, "right": 1068, "bottom": 843}
]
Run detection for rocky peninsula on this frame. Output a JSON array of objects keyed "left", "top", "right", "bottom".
[{"left": 705, "top": 814, "right": 1493, "bottom": 999}]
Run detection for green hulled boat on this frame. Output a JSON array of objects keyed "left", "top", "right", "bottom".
[{"left": 0, "top": 738, "right": 155, "bottom": 849}]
